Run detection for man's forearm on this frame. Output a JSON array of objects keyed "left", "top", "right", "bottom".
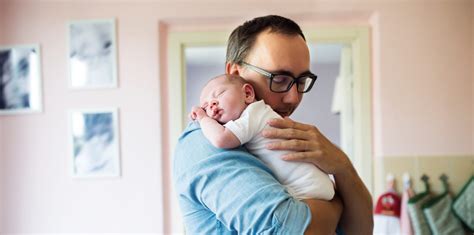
[
  {"left": 304, "top": 194, "right": 343, "bottom": 235},
  {"left": 335, "top": 166, "right": 373, "bottom": 235}
]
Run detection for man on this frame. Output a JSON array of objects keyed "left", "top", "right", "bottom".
[{"left": 174, "top": 15, "right": 373, "bottom": 234}]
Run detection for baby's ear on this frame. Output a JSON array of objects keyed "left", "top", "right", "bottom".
[{"left": 243, "top": 83, "right": 255, "bottom": 104}]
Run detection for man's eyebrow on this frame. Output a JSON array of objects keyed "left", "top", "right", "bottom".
[
  {"left": 298, "top": 70, "right": 314, "bottom": 77},
  {"left": 271, "top": 69, "right": 313, "bottom": 77}
]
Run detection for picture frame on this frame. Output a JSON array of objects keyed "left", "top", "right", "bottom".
[
  {"left": 0, "top": 44, "right": 42, "bottom": 115},
  {"left": 69, "top": 108, "right": 121, "bottom": 178},
  {"left": 68, "top": 19, "right": 118, "bottom": 89}
]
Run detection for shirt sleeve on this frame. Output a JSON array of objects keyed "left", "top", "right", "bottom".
[{"left": 174, "top": 122, "right": 311, "bottom": 233}]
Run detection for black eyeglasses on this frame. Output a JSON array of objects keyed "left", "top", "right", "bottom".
[{"left": 240, "top": 61, "right": 317, "bottom": 93}]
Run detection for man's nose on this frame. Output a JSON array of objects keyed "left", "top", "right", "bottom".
[{"left": 282, "top": 85, "right": 301, "bottom": 104}]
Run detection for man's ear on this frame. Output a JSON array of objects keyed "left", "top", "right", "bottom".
[
  {"left": 243, "top": 83, "right": 256, "bottom": 104},
  {"left": 226, "top": 62, "right": 240, "bottom": 75}
]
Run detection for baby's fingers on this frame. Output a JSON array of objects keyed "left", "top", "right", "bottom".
[{"left": 189, "top": 112, "right": 196, "bottom": 120}]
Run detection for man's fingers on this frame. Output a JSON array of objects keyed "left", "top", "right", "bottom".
[
  {"left": 281, "top": 151, "right": 323, "bottom": 163},
  {"left": 266, "top": 139, "right": 318, "bottom": 151},
  {"left": 262, "top": 127, "right": 315, "bottom": 140},
  {"left": 267, "top": 117, "right": 315, "bottom": 131}
]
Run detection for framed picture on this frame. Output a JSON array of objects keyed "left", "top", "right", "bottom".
[
  {"left": 68, "top": 19, "right": 118, "bottom": 89},
  {"left": 0, "top": 44, "right": 42, "bottom": 115},
  {"left": 69, "top": 108, "right": 121, "bottom": 178}
]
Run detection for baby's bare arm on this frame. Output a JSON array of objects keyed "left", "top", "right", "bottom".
[
  {"left": 200, "top": 116, "right": 241, "bottom": 149},
  {"left": 190, "top": 106, "right": 241, "bottom": 149}
]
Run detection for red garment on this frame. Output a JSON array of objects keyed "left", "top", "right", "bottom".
[{"left": 374, "top": 191, "right": 402, "bottom": 217}]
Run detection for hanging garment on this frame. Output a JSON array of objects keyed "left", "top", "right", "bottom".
[
  {"left": 452, "top": 176, "right": 474, "bottom": 231},
  {"left": 408, "top": 175, "right": 431, "bottom": 235},
  {"left": 374, "top": 175, "right": 402, "bottom": 235},
  {"left": 375, "top": 191, "right": 402, "bottom": 217},
  {"left": 421, "top": 174, "right": 464, "bottom": 235},
  {"left": 422, "top": 195, "right": 464, "bottom": 235},
  {"left": 400, "top": 173, "right": 415, "bottom": 235},
  {"left": 374, "top": 214, "right": 402, "bottom": 235},
  {"left": 408, "top": 195, "right": 432, "bottom": 235}
]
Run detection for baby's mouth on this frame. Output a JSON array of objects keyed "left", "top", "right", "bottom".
[{"left": 211, "top": 109, "right": 223, "bottom": 119}]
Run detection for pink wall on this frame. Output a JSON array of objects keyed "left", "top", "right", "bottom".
[
  {"left": 374, "top": 2, "right": 472, "bottom": 156},
  {"left": 1, "top": 6, "right": 6, "bottom": 231},
  {"left": 0, "top": 0, "right": 472, "bottom": 233},
  {"left": 0, "top": 1, "right": 165, "bottom": 233},
  {"left": 0, "top": 121, "right": 3, "bottom": 232}
]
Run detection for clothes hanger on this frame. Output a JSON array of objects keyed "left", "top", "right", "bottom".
[
  {"left": 439, "top": 174, "right": 449, "bottom": 195},
  {"left": 402, "top": 172, "right": 411, "bottom": 190},
  {"left": 386, "top": 173, "right": 396, "bottom": 193},
  {"left": 422, "top": 174, "right": 450, "bottom": 210},
  {"left": 408, "top": 174, "right": 430, "bottom": 203}
]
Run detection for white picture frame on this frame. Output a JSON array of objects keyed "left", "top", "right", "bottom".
[
  {"left": 69, "top": 108, "right": 121, "bottom": 178},
  {"left": 0, "top": 44, "right": 42, "bottom": 115},
  {"left": 68, "top": 19, "right": 118, "bottom": 89}
]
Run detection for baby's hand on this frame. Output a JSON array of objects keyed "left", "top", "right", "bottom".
[{"left": 190, "top": 106, "right": 207, "bottom": 121}]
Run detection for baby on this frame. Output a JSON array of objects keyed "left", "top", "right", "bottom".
[{"left": 190, "top": 74, "right": 334, "bottom": 200}]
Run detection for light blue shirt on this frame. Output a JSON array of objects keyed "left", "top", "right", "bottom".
[{"left": 173, "top": 121, "right": 312, "bottom": 234}]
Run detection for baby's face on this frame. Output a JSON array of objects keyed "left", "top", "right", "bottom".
[{"left": 199, "top": 78, "right": 248, "bottom": 124}]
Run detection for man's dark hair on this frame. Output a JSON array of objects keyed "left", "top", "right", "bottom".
[{"left": 226, "top": 15, "right": 306, "bottom": 64}]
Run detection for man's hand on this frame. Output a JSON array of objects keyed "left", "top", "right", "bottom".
[
  {"left": 262, "top": 117, "right": 351, "bottom": 175},
  {"left": 262, "top": 117, "right": 374, "bottom": 235},
  {"left": 189, "top": 106, "right": 208, "bottom": 121}
]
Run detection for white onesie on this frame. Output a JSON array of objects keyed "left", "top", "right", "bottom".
[{"left": 224, "top": 100, "right": 335, "bottom": 200}]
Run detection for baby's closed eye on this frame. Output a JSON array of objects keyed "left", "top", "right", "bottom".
[{"left": 213, "top": 90, "right": 225, "bottom": 98}]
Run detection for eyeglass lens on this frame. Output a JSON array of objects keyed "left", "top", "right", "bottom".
[{"left": 271, "top": 75, "right": 313, "bottom": 92}]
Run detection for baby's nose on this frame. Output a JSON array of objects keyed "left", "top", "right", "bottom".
[{"left": 210, "top": 100, "right": 219, "bottom": 109}]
